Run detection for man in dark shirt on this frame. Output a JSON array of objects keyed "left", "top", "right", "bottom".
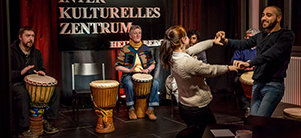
[
  {"left": 11, "top": 26, "right": 60, "bottom": 138},
  {"left": 216, "top": 6, "right": 295, "bottom": 117}
]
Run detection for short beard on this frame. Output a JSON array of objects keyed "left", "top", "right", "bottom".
[
  {"left": 263, "top": 17, "right": 278, "bottom": 29},
  {"left": 24, "top": 41, "right": 33, "bottom": 48}
]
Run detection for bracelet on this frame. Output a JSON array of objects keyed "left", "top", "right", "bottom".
[{"left": 147, "top": 69, "right": 150, "bottom": 72}]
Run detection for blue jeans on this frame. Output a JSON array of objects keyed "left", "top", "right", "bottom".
[
  {"left": 122, "top": 74, "right": 160, "bottom": 107},
  {"left": 251, "top": 81, "right": 284, "bottom": 117}
]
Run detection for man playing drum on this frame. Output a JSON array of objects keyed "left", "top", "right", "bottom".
[
  {"left": 216, "top": 6, "right": 295, "bottom": 117},
  {"left": 115, "top": 25, "right": 159, "bottom": 121},
  {"left": 11, "top": 26, "right": 60, "bottom": 138}
]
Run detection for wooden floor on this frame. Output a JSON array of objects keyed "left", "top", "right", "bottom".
[{"left": 19, "top": 92, "right": 301, "bottom": 138}]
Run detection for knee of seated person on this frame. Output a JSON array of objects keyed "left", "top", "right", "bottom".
[
  {"left": 13, "top": 89, "right": 29, "bottom": 100},
  {"left": 123, "top": 81, "right": 134, "bottom": 89}
]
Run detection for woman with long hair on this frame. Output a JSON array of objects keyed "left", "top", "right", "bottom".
[{"left": 159, "top": 25, "right": 237, "bottom": 137}]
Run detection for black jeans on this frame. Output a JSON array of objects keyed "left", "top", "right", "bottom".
[
  {"left": 178, "top": 103, "right": 216, "bottom": 136},
  {"left": 13, "top": 82, "right": 60, "bottom": 129}
]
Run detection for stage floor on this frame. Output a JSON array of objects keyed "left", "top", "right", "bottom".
[{"left": 36, "top": 93, "right": 301, "bottom": 138}]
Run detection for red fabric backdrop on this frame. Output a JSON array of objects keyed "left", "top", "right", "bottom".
[{"left": 20, "top": 0, "right": 61, "bottom": 87}]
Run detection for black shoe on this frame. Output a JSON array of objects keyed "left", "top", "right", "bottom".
[
  {"left": 43, "top": 120, "right": 59, "bottom": 134},
  {"left": 18, "top": 129, "right": 38, "bottom": 138}
]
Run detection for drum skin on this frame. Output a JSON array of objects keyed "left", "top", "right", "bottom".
[
  {"left": 132, "top": 73, "right": 153, "bottom": 97},
  {"left": 239, "top": 71, "right": 254, "bottom": 99},
  {"left": 283, "top": 108, "right": 301, "bottom": 120},
  {"left": 90, "top": 80, "right": 119, "bottom": 109},
  {"left": 24, "top": 74, "right": 57, "bottom": 108}
]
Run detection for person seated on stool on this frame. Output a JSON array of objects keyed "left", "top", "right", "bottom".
[
  {"left": 115, "top": 25, "right": 159, "bottom": 121},
  {"left": 11, "top": 26, "right": 60, "bottom": 138},
  {"left": 230, "top": 28, "right": 260, "bottom": 119}
]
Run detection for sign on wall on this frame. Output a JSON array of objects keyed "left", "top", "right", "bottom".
[{"left": 57, "top": 0, "right": 166, "bottom": 51}]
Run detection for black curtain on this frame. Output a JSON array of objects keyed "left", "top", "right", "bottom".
[
  {"left": 199, "top": 0, "right": 239, "bottom": 94},
  {"left": 171, "top": 0, "right": 241, "bottom": 94},
  {"left": 0, "top": 0, "right": 13, "bottom": 137}
]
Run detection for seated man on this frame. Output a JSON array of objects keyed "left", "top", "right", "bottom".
[
  {"left": 230, "top": 28, "right": 260, "bottom": 118},
  {"left": 11, "top": 26, "right": 60, "bottom": 138},
  {"left": 115, "top": 25, "right": 159, "bottom": 121}
]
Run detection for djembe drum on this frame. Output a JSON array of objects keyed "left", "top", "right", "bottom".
[
  {"left": 132, "top": 73, "right": 153, "bottom": 118},
  {"left": 24, "top": 74, "right": 57, "bottom": 135},
  {"left": 239, "top": 71, "right": 254, "bottom": 99},
  {"left": 283, "top": 108, "right": 301, "bottom": 120},
  {"left": 90, "top": 80, "right": 119, "bottom": 133}
]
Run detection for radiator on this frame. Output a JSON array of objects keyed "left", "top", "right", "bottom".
[{"left": 281, "top": 56, "right": 301, "bottom": 106}]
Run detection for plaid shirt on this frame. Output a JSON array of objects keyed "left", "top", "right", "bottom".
[{"left": 115, "top": 44, "right": 155, "bottom": 83}]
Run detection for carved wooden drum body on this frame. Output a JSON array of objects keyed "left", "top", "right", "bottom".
[
  {"left": 132, "top": 73, "right": 153, "bottom": 118},
  {"left": 89, "top": 80, "right": 119, "bottom": 109},
  {"left": 239, "top": 71, "right": 254, "bottom": 99}
]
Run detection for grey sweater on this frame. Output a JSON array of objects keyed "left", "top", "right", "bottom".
[{"left": 171, "top": 40, "right": 228, "bottom": 108}]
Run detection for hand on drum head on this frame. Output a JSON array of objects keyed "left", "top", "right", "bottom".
[
  {"left": 140, "top": 68, "right": 149, "bottom": 74},
  {"left": 34, "top": 70, "right": 46, "bottom": 76},
  {"left": 21, "top": 65, "right": 35, "bottom": 75},
  {"left": 233, "top": 60, "right": 250, "bottom": 70}
]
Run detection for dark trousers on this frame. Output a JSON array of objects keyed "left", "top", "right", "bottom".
[
  {"left": 233, "top": 73, "right": 250, "bottom": 110},
  {"left": 13, "top": 83, "right": 60, "bottom": 129},
  {"left": 178, "top": 103, "right": 216, "bottom": 136}
]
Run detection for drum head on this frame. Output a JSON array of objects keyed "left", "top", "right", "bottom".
[
  {"left": 24, "top": 74, "right": 57, "bottom": 86},
  {"left": 239, "top": 71, "right": 254, "bottom": 85},
  {"left": 283, "top": 108, "right": 301, "bottom": 119},
  {"left": 132, "top": 73, "right": 153, "bottom": 82},
  {"left": 89, "top": 80, "right": 119, "bottom": 88}
]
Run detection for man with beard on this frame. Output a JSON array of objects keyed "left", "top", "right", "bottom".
[
  {"left": 216, "top": 6, "right": 295, "bottom": 117},
  {"left": 11, "top": 26, "right": 60, "bottom": 138}
]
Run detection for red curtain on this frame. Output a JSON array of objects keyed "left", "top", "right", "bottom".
[
  {"left": 20, "top": 0, "right": 61, "bottom": 87},
  {"left": 173, "top": 0, "right": 201, "bottom": 31}
]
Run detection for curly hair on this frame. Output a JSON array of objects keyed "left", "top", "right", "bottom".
[{"left": 187, "top": 30, "right": 201, "bottom": 42}]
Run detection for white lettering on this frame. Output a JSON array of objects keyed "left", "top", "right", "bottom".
[
  {"left": 71, "top": 23, "right": 81, "bottom": 34},
  {"left": 59, "top": 7, "right": 71, "bottom": 19},
  {"left": 110, "top": 7, "right": 120, "bottom": 19},
  {"left": 129, "top": 7, "right": 138, "bottom": 18},
  {"left": 59, "top": 0, "right": 106, "bottom": 3},
  {"left": 60, "top": 23, "right": 71, "bottom": 34},
  {"left": 120, "top": 7, "right": 129, "bottom": 18},
  {"left": 153, "top": 7, "right": 160, "bottom": 18},
  {"left": 110, "top": 40, "right": 162, "bottom": 48},
  {"left": 82, "top": 7, "right": 92, "bottom": 19},
  {"left": 59, "top": 22, "right": 133, "bottom": 35},
  {"left": 119, "top": 22, "right": 132, "bottom": 33},
  {"left": 72, "top": 7, "right": 81, "bottom": 19}
]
